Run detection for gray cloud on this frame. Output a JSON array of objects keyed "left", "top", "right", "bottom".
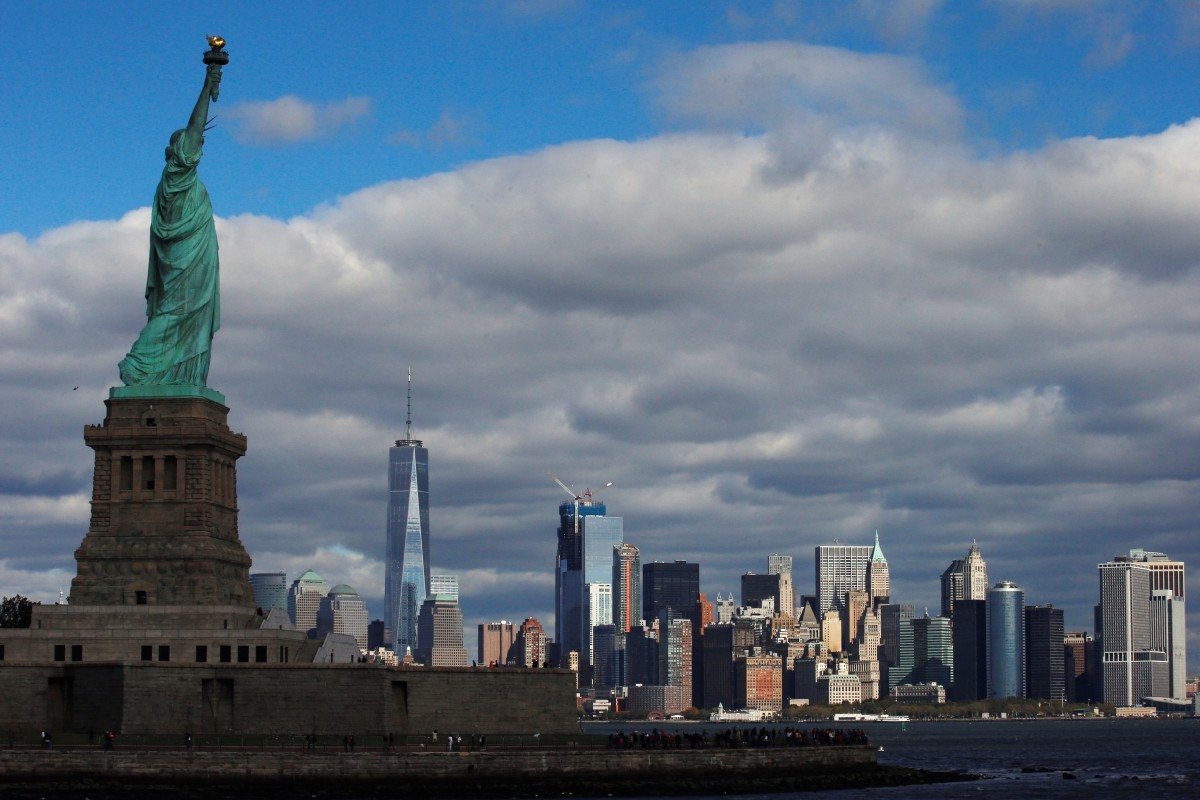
[{"left": 2, "top": 46, "right": 1199, "bottom": 666}]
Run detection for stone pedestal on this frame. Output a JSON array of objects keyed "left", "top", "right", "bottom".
[{"left": 69, "top": 394, "right": 253, "bottom": 607}]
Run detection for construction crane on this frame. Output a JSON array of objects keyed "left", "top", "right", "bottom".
[{"left": 548, "top": 476, "right": 614, "bottom": 536}]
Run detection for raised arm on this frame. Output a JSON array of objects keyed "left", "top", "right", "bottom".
[{"left": 186, "top": 64, "right": 222, "bottom": 137}]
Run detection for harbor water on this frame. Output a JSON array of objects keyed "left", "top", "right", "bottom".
[{"left": 585, "top": 717, "right": 1199, "bottom": 798}]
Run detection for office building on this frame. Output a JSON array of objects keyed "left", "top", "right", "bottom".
[
  {"left": 592, "top": 624, "right": 621, "bottom": 690},
  {"left": 287, "top": 569, "right": 329, "bottom": 636},
  {"left": 315, "top": 584, "right": 369, "bottom": 650},
  {"left": 658, "top": 612, "right": 693, "bottom": 703},
  {"left": 741, "top": 572, "right": 782, "bottom": 612},
  {"left": 515, "top": 617, "right": 547, "bottom": 668},
  {"left": 701, "top": 622, "right": 758, "bottom": 709},
  {"left": 878, "top": 602, "right": 913, "bottom": 689},
  {"left": 890, "top": 612, "right": 952, "bottom": 690},
  {"left": 951, "top": 599, "right": 987, "bottom": 702},
  {"left": 987, "top": 581, "right": 1025, "bottom": 699},
  {"left": 385, "top": 372, "right": 430, "bottom": 654},
  {"left": 940, "top": 542, "right": 988, "bottom": 617},
  {"left": 430, "top": 573, "right": 458, "bottom": 601},
  {"left": 1024, "top": 605, "right": 1064, "bottom": 700},
  {"left": 714, "top": 593, "right": 736, "bottom": 624},
  {"left": 1063, "top": 630, "right": 1093, "bottom": 702},
  {"left": 555, "top": 491, "right": 622, "bottom": 675},
  {"left": 1124, "top": 548, "right": 1186, "bottom": 698},
  {"left": 249, "top": 572, "right": 288, "bottom": 612},
  {"left": 767, "top": 554, "right": 795, "bottom": 617},
  {"left": 479, "top": 621, "right": 518, "bottom": 667},
  {"left": 416, "top": 593, "right": 468, "bottom": 667},
  {"left": 815, "top": 543, "right": 871, "bottom": 616},
  {"left": 1098, "top": 557, "right": 1168, "bottom": 705},
  {"left": 643, "top": 561, "right": 701, "bottom": 625},
  {"left": 734, "top": 649, "right": 783, "bottom": 712},
  {"left": 866, "top": 532, "right": 890, "bottom": 605}
]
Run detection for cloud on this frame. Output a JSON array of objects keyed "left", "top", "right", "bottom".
[
  {"left": 390, "top": 108, "right": 479, "bottom": 149},
  {"left": 650, "top": 41, "right": 963, "bottom": 179},
  {"left": 226, "top": 96, "right": 372, "bottom": 143},
  {"left": 4, "top": 46, "right": 1200, "bottom": 666}
]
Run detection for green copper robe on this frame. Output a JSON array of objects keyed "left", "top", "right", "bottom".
[{"left": 118, "top": 128, "right": 220, "bottom": 387}]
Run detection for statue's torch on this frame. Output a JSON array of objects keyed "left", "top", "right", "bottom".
[{"left": 203, "top": 35, "right": 229, "bottom": 102}]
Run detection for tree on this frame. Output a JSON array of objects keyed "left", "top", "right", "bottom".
[{"left": 0, "top": 594, "right": 37, "bottom": 628}]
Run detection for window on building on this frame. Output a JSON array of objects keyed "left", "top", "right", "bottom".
[
  {"left": 158, "top": 645, "right": 170, "bottom": 662},
  {"left": 195, "top": 645, "right": 208, "bottom": 663},
  {"left": 0, "top": 644, "right": 5, "bottom": 661},
  {"left": 120, "top": 456, "right": 133, "bottom": 491},
  {"left": 141, "top": 645, "right": 153, "bottom": 661},
  {"left": 142, "top": 456, "right": 155, "bottom": 491},
  {"left": 71, "top": 644, "right": 83, "bottom": 662},
  {"left": 136, "top": 590, "right": 147, "bottom": 605},
  {"left": 219, "top": 645, "right": 231, "bottom": 663},
  {"left": 237, "top": 645, "right": 249, "bottom": 663},
  {"left": 255, "top": 645, "right": 268, "bottom": 663},
  {"left": 53, "top": 644, "right": 65, "bottom": 661},
  {"left": 163, "top": 455, "right": 178, "bottom": 491}
]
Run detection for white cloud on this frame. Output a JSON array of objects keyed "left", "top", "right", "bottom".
[{"left": 226, "top": 96, "right": 372, "bottom": 143}]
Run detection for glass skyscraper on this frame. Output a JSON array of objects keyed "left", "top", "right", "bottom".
[
  {"left": 555, "top": 495, "right": 622, "bottom": 671},
  {"left": 987, "top": 580, "right": 1025, "bottom": 699},
  {"left": 385, "top": 373, "right": 430, "bottom": 655}
]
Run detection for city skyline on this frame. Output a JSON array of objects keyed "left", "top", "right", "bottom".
[{"left": 3, "top": 5, "right": 1199, "bottom": 672}]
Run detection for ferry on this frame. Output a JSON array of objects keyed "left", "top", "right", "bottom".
[{"left": 832, "top": 713, "right": 911, "bottom": 723}]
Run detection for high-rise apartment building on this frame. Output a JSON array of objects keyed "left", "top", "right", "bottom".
[
  {"left": 249, "top": 571, "right": 288, "bottom": 612},
  {"left": 385, "top": 371, "right": 430, "bottom": 654},
  {"left": 316, "top": 584, "right": 369, "bottom": 650},
  {"left": 815, "top": 543, "right": 872, "bottom": 616},
  {"left": 478, "top": 621, "right": 518, "bottom": 667},
  {"left": 288, "top": 569, "right": 329, "bottom": 635},
  {"left": 987, "top": 580, "right": 1025, "bottom": 699},
  {"left": 1024, "top": 604, "right": 1064, "bottom": 700},
  {"left": 735, "top": 649, "right": 783, "bottom": 712},
  {"left": 767, "top": 554, "right": 795, "bottom": 617},
  {"left": 554, "top": 491, "right": 622, "bottom": 673},
  {"left": 1098, "top": 557, "right": 1169, "bottom": 705},
  {"left": 940, "top": 542, "right": 988, "bottom": 617}
]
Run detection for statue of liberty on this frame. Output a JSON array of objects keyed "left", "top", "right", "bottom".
[{"left": 119, "top": 38, "right": 228, "bottom": 390}]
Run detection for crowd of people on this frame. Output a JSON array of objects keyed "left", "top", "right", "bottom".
[{"left": 607, "top": 726, "right": 870, "bottom": 749}]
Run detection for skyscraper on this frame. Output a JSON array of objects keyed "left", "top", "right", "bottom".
[
  {"left": 940, "top": 542, "right": 988, "bottom": 617},
  {"left": 613, "top": 543, "right": 642, "bottom": 633},
  {"left": 554, "top": 487, "right": 622, "bottom": 671},
  {"left": 1098, "top": 557, "right": 1169, "bottom": 705},
  {"left": 288, "top": 569, "right": 329, "bottom": 635},
  {"left": 478, "top": 621, "right": 518, "bottom": 667},
  {"left": 385, "top": 370, "right": 430, "bottom": 655},
  {"left": 951, "top": 599, "right": 987, "bottom": 702},
  {"left": 1024, "top": 604, "right": 1064, "bottom": 700},
  {"left": 643, "top": 561, "right": 701, "bottom": 626},
  {"left": 249, "top": 571, "right": 288, "bottom": 612},
  {"left": 1125, "top": 548, "right": 1186, "bottom": 698},
  {"left": 315, "top": 584, "right": 369, "bottom": 650},
  {"left": 866, "top": 532, "right": 890, "bottom": 605},
  {"left": 515, "top": 617, "right": 547, "bottom": 668},
  {"left": 767, "top": 554, "right": 795, "bottom": 617},
  {"left": 815, "top": 543, "right": 872, "bottom": 616},
  {"left": 987, "top": 580, "right": 1025, "bottom": 699},
  {"left": 416, "top": 592, "right": 468, "bottom": 667}
]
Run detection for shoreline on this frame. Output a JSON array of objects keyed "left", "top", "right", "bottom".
[{"left": 0, "top": 746, "right": 977, "bottom": 799}]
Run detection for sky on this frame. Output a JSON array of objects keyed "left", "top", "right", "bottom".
[{"left": 2, "top": 1, "right": 1199, "bottom": 671}]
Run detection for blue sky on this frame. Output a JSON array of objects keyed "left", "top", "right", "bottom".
[{"left": 3, "top": 2, "right": 1200, "bottom": 673}]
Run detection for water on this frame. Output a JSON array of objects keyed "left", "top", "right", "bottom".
[{"left": 584, "top": 718, "right": 1199, "bottom": 798}]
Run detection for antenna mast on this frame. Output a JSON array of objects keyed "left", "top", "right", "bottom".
[{"left": 395, "top": 366, "right": 423, "bottom": 447}]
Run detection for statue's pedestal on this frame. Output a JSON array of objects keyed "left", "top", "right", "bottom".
[{"left": 69, "top": 392, "right": 253, "bottom": 608}]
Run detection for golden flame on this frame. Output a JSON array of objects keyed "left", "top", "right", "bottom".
[{"left": 206, "top": 35, "right": 226, "bottom": 49}]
